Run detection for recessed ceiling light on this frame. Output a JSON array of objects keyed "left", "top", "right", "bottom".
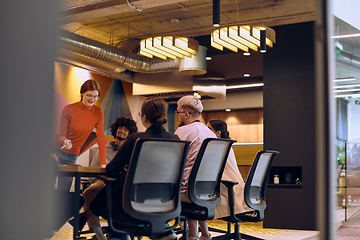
[
  {"left": 333, "top": 88, "right": 360, "bottom": 93},
  {"left": 333, "top": 77, "right": 356, "bottom": 82},
  {"left": 171, "top": 19, "right": 180, "bottom": 24},
  {"left": 333, "top": 84, "right": 360, "bottom": 89},
  {"left": 225, "top": 109, "right": 231, "bottom": 112},
  {"left": 194, "top": 92, "right": 201, "bottom": 99},
  {"left": 331, "top": 33, "right": 360, "bottom": 39},
  {"left": 226, "top": 83, "right": 264, "bottom": 89},
  {"left": 243, "top": 52, "right": 250, "bottom": 56},
  {"left": 244, "top": 73, "right": 250, "bottom": 77},
  {"left": 206, "top": 56, "right": 212, "bottom": 60},
  {"left": 335, "top": 94, "right": 360, "bottom": 98}
]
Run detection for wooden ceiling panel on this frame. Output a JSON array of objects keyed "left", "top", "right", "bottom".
[
  {"left": 60, "top": 0, "right": 316, "bottom": 42},
  {"left": 57, "top": 0, "right": 360, "bottom": 91}
]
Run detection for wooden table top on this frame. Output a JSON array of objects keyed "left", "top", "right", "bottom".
[{"left": 58, "top": 164, "right": 106, "bottom": 174}]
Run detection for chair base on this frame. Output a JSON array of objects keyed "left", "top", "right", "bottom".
[
  {"left": 212, "top": 233, "right": 264, "bottom": 240},
  {"left": 209, "top": 225, "right": 264, "bottom": 240},
  {"left": 77, "top": 226, "right": 109, "bottom": 239}
]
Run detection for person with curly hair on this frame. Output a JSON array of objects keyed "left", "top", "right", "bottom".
[
  {"left": 89, "top": 116, "right": 138, "bottom": 171},
  {"left": 69, "top": 116, "right": 137, "bottom": 240}
]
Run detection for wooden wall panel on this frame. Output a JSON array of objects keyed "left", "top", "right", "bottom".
[
  {"left": 203, "top": 109, "right": 263, "bottom": 143},
  {"left": 202, "top": 109, "right": 264, "bottom": 168},
  {"left": 233, "top": 145, "right": 264, "bottom": 165},
  {"left": 238, "top": 166, "right": 251, "bottom": 180}
]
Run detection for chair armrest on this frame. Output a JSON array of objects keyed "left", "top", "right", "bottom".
[
  {"left": 102, "top": 175, "right": 130, "bottom": 236},
  {"left": 221, "top": 180, "right": 238, "bottom": 188},
  {"left": 96, "top": 175, "right": 117, "bottom": 184},
  {"left": 221, "top": 180, "right": 237, "bottom": 207},
  {"left": 220, "top": 180, "right": 238, "bottom": 221}
]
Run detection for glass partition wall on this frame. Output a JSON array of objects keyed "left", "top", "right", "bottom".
[
  {"left": 337, "top": 138, "right": 360, "bottom": 222},
  {"left": 332, "top": 0, "right": 360, "bottom": 234}
]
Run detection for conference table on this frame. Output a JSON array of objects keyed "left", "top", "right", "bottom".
[{"left": 58, "top": 164, "right": 105, "bottom": 239}]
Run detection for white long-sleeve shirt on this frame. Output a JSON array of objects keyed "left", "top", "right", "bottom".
[{"left": 175, "top": 121, "right": 216, "bottom": 192}]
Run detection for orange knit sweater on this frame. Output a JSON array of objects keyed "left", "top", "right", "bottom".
[{"left": 55, "top": 101, "right": 107, "bottom": 165}]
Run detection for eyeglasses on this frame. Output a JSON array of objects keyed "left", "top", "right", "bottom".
[
  {"left": 85, "top": 94, "right": 99, "bottom": 99},
  {"left": 175, "top": 110, "right": 189, "bottom": 115}
]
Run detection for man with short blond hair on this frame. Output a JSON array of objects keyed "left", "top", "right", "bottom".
[{"left": 175, "top": 95, "right": 215, "bottom": 240}]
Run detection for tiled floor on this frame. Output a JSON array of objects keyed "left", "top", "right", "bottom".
[
  {"left": 50, "top": 220, "right": 319, "bottom": 240},
  {"left": 50, "top": 206, "right": 360, "bottom": 240}
]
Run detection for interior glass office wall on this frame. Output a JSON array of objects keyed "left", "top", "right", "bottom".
[{"left": 332, "top": 0, "right": 360, "bottom": 235}]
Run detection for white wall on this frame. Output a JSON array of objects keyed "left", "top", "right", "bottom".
[
  {"left": 333, "top": 0, "right": 360, "bottom": 31},
  {"left": 129, "top": 95, "right": 147, "bottom": 132}
]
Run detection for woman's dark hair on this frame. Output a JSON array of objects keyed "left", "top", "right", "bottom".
[
  {"left": 141, "top": 97, "right": 168, "bottom": 127},
  {"left": 80, "top": 79, "right": 101, "bottom": 100},
  {"left": 110, "top": 116, "right": 138, "bottom": 138},
  {"left": 208, "top": 119, "right": 231, "bottom": 139}
]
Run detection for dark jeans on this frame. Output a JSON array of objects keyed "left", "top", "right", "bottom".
[
  {"left": 90, "top": 174, "right": 127, "bottom": 239},
  {"left": 53, "top": 190, "right": 84, "bottom": 231},
  {"left": 90, "top": 174, "right": 126, "bottom": 216},
  {"left": 54, "top": 148, "right": 78, "bottom": 191}
]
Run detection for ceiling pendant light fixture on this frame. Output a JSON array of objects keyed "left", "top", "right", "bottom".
[
  {"left": 260, "top": 29, "right": 267, "bottom": 53},
  {"left": 213, "top": 0, "right": 220, "bottom": 27},
  {"left": 259, "top": 0, "right": 267, "bottom": 53},
  {"left": 212, "top": 0, "right": 275, "bottom": 54},
  {"left": 210, "top": 25, "right": 275, "bottom": 53},
  {"left": 139, "top": 36, "right": 199, "bottom": 60}
]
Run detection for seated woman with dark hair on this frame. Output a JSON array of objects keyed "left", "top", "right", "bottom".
[
  {"left": 206, "top": 119, "right": 251, "bottom": 219},
  {"left": 90, "top": 97, "right": 180, "bottom": 240}
]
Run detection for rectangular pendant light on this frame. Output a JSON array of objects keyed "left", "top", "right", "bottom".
[
  {"left": 220, "top": 27, "right": 249, "bottom": 52},
  {"left": 211, "top": 25, "right": 275, "bottom": 53},
  {"left": 238, "top": 26, "right": 260, "bottom": 47},
  {"left": 212, "top": 29, "right": 238, "bottom": 52},
  {"left": 145, "top": 38, "right": 176, "bottom": 59},
  {"left": 153, "top": 37, "right": 184, "bottom": 59},
  {"left": 211, "top": 31, "right": 223, "bottom": 50},
  {"left": 228, "top": 26, "right": 257, "bottom": 51},
  {"left": 174, "top": 37, "right": 198, "bottom": 55},
  {"left": 162, "top": 36, "right": 192, "bottom": 57},
  {"left": 139, "top": 36, "right": 199, "bottom": 59}
]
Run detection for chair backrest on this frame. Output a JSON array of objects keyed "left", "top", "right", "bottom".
[
  {"left": 243, "top": 150, "right": 279, "bottom": 221},
  {"left": 122, "top": 138, "right": 190, "bottom": 235},
  {"left": 187, "top": 138, "right": 236, "bottom": 219}
]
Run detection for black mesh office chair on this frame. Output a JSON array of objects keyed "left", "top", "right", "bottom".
[
  {"left": 99, "top": 138, "right": 190, "bottom": 239},
  {"left": 180, "top": 138, "right": 236, "bottom": 240},
  {"left": 209, "top": 150, "right": 279, "bottom": 240}
]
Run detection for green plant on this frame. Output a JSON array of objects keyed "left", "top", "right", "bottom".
[{"left": 336, "top": 144, "right": 346, "bottom": 165}]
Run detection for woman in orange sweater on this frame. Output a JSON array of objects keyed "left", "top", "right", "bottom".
[{"left": 54, "top": 79, "right": 107, "bottom": 189}]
